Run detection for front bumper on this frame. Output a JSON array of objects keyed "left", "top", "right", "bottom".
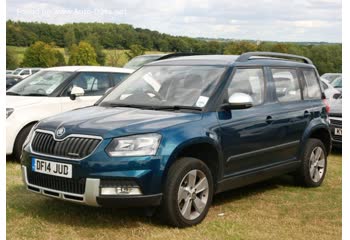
[
  {"left": 21, "top": 165, "right": 163, "bottom": 207},
  {"left": 329, "top": 116, "right": 342, "bottom": 148}
]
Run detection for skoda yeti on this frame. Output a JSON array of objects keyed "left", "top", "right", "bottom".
[{"left": 21, "top": 52, "right": 331, "bottom": 227}]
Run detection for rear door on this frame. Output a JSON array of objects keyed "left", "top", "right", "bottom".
[{"left": 264, "top": 67, "right": 310, "bottom": 162}]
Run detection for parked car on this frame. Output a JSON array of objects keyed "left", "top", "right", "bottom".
[
  {"left": 6, "top": 76, "right": 22, "bottom": 89},
  {"left": 124, "top": 53, "right": 202, "bottom": 70},
  {"left": 320, "top": 77, "right": 340, "bottom": 100},
  {"left": 330, "top": 76, "right": 342, "bottom": 91},
  {"left": 6, "top": 70, "right": 14, "bottom": 75},
  {"left": 7, "top": 66, "right": 133, "bottom": 160},
  {"left": 329, "top": 94, "right": 342, "bottom": 148},
  {"left": 8, "top": 68, "right": 43, "bottom": 79},
  {"left": 21, "top": 52, "right": 331, "bottom": 227},
  {"left": 321, "top": 73, "right": 341, "bottom": 83}
]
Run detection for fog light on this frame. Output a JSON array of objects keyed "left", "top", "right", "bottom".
[{"left": 101, "top": 186, "right": 142, "bottom": 195}]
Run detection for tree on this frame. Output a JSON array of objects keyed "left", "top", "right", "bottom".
[
  {"left": 106, "top": 50, "right": 124, "bottom": 67},
  {"left": 68, "top": 41, "right": 98, "bottom": 65},
  {"left": 6, "top": 47, "right": 19, "bottom": 69},
  {"left": 125, "top": 44, "right": 145, "bottom": 60},
  {"left": 224, "top": 41, "right": 258, "bottom": 55},
  {"left": 84, "top": 33, "right": 106, "bottom": 65},
  {"left": 21, "top": 41, "right": 63, "bottom": 67}
]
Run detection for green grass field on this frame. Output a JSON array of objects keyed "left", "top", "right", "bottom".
[
  {"left": 6, "top": 152, "right": 341, "bottom": 240},
  {"left": 7, "top": 46, "right": 164, "bottom": 68}
]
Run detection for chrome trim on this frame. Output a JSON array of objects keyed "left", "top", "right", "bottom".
[
  {"left": 29, "top": 129, "right": 103, "bottom": 161},
  {"left": 22, "top": 166, "right": 100, "bottom": 207}
]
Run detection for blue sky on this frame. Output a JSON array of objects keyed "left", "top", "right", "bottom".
[{"left": 6, "top": 0, "right": 342, "bottom": 42}]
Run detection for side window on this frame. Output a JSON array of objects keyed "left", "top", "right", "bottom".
[
  {"left": 20, "top": 70, "right": 30, "bottom": 76},
  {"left": 302, "top": 69, "right": 322, "bottom": 99},
  {"left": 271, "top": 68, "right": 301, "bottom": 102},
  {"left": 110, "top": 73, "right": 129, "bottom": 85},
  {"left": 227, "top": 68, "right": 265, "bottom": 106},
  {"left": 65, "top": 72, "right": 111, "bottom": 96}
]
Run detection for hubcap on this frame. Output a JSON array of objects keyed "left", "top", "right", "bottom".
[
  {"left": 177, "top": 169, "right": 209, "bottom": 220},
  {"left": 309, "top": 146, "right": 325, "bottom": 182}
]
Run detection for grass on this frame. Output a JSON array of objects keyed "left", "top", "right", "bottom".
[
  {"left": 6, "top": 152, "right": 341, "bottom": 240},
  {"left": 7, "top": 46, "right": 165, "bottom": 68}
]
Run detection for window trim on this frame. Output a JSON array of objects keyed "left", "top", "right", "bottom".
[{"left": 269, "top": 67, "right": 303, "bottom": 104}]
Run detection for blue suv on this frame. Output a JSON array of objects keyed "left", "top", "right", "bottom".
[{"left": 21, "top": 52, "right": 331, "bottom": 227}]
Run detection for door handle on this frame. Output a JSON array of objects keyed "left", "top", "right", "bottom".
[
  {"left": 304, "top": 110, "right": 311, "bottom": 118},
  {"left": 266, "top": 116, "right": 273, "bottom": 124}
]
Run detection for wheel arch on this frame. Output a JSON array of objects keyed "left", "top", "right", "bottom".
[
  {"left": 162, "top": 137, "right": 223, "bottom": 191},
  {"left": 300, "top": 124, "right": 331, "bottom": 157}
]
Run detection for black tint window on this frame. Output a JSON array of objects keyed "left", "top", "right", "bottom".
[
  {"left": 271, "top": 68, "right": 301, "bottom": 102},
  {"left": 66, "top": 72, "right": 111, "bottom": 96},
  {"left": 302, "top": 69, "right": 321, "bottom": 99},
  {"left": 111, "top": 73, "right": 129, "bottom": 85}
]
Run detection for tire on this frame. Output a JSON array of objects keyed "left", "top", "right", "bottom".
[
  {"left": 13, "top": 123, "right": 35, "bottom": 162},
  {"left": 161, "top": 157, "right": 214, "bottom": 227},
  {"left": 295, "top": 138, "right": 327, "bottom": 187}
]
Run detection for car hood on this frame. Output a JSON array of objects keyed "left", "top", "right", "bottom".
[
  {"left": 37, "top": 106, "right": 202, "bottom": 139},
  {"left": 6, "top": 95, "right": 46, "bottom": 108}
]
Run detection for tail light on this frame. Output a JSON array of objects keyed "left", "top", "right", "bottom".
[{"left": 323, "top": 99, "right": 330, "bottom": 114}]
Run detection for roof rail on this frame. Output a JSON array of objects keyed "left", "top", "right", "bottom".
[
  {"left": 158, "top": 52, "right": 204, "bottom": 60},
  {"left": 236, "top": 52, "right": 313, "bottom": 64}
]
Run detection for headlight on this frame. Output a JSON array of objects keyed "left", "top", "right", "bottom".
[
  {"left": 23, "top": 123, "right": 38, "bottom": 149},
  {"left": 106, "top": 133, "right": 161, "bottom": 157},
  {"left": 6, "top": 108, "right": 14, "bottom": 118}
]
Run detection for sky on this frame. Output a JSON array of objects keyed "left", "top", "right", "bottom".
[{"left": 6, "top": 0, "right": 342, "bottom": 43}]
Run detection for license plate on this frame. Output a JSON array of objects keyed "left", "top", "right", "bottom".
[
  {"left": 32, "top": 158, "right": 72, "bottom": 178},
  {"left": 334, "top": 128, "right": 342, "bottom": 136}
]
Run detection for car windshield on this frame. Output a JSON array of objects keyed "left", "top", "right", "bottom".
[
  {"left": 12, "top": 68, "right": 22, "bottom": 75},
  {"left": 7, "top": 71, "right": 73, "bottom": 96},
  {"left": 124, "top": 55, "right": 164, "bottom": 69},
  {"left": 100, "top": 65, "right": 226, "bottom": 109},
  {"left": 331, "top": 77, "right": 342, "bottom": 88}
]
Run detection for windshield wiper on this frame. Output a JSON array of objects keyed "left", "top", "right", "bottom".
[
  {"left": 6, "top": 92, "right": 21, "bottom": 96},
  {"left": 107, "top": 103, "right": 157, "bottom": 110},
  {"left": 152, "top": 105, "right": 203, "bottom": 111},
  {"left": 22, "top": 93, "right": 48, "bottom": 96}
]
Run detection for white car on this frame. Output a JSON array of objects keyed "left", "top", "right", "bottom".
[
  {"left": 8, "top": 68, "right": 43, "bottom": 79},
  {"left": 320, "top": 77, "right": 340, "bottom": 100},
  {"left": 6, "top": 66, "right": 134, "bottom": 160}
]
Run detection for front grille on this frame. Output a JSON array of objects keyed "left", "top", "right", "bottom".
[
  {"left": 31, "top": 131, "right": 101, "bottom": 159},
  {"left": 27, "top": 171, "right": 86, "bottom": 194},
  {"left": 330, "top": 119, "right": 342, "bottom": 126}
]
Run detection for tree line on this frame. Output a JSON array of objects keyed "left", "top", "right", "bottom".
[{"left": 6, "top": 20, "right": 341, "bottom": 74}]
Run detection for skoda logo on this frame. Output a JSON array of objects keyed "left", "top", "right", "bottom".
[{"left": 56, "top": 127, "right": 65, "bottom": 137}]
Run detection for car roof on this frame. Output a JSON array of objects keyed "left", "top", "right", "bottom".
[
  {"left": 42, "top": 66, "right": 134, "bottom": 73},
  {"left": 147, "top": 54, "right": 314, "bottom": 68}
]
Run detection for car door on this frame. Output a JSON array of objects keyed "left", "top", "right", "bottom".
[
  {"left": 263, "top": 67, "right": 310, "bottom": 163},
  {"left": 60, "top": 72, "right": 113, "bottom": 112},
  {"left": 218, "top": 67, "right": 280, "bottom": 176}
]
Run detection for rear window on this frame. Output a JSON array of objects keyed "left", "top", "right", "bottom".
[
  {"left": 271, "top": 68, "right": 301, "bottom": 102},
  {"left": 302, "top": 69, "right": 321, "bottom": 99}
]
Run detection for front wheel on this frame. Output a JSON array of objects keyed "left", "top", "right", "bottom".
[
  {"left": 295, "top": 138, "right": 327, "bottom": 187},
  {"left": 161, "top": 157, "right": 214, "bottom": 227}
]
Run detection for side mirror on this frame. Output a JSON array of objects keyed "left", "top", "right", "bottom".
[
  {"left": 70, "top": 86, "right": 85, "bottom": 100},
  {"left": 222, "top": 92, "right": 253, "bottom": 110}
]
